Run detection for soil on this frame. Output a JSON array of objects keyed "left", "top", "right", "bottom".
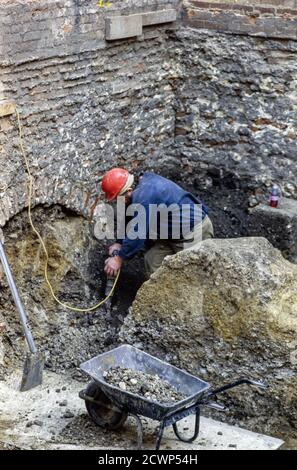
[
  {"left": 105, "top": 367, "right": 185, "bottom": 403},
  {"left": 177, "top": 169, "right": 254, "bottom": 239},
  {"left": 57, "top": 414, "right": 156, "bottom": 449},
  {"left": 0, "top": 205, "right": 146, "bottom": 381}
]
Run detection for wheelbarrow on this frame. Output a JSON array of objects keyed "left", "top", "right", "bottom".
[{"left": 79, "top": 344, "right": 267, "bottom": 450}]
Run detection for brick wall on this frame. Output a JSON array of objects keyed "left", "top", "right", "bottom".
[{"left": 0, "top": 0, "right": 180, "bottom": 226}]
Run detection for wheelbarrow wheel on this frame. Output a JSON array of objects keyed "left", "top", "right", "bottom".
[{"left": 85, "top": 381, "right": 128, "bottom": 430}]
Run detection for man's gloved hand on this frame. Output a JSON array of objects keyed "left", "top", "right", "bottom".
[
  {"left": 108, "top": 243, "right": 122, "bottom": 256},
  {"left": 104, "top": 255, "right": 123, "bottom": 277}
]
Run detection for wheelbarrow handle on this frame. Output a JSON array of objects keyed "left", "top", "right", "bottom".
[{"left": 204, "top": 378, "right": 267, "bottom": 400}]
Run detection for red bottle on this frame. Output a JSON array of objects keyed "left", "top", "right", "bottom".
[{"left": 269, "top": 185, "right": 280, "bottom": 208}]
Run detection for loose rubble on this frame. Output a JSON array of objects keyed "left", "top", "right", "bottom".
[{"left": 105, "top": 367, "right": 185, "bottom": 404}]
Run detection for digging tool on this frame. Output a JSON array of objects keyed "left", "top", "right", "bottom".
[
  {"left": 0, "top": 238, "right": 44, "bottom": 391},
  {"left": 104, "top": 277, "right": 114, "bottom": 315},
  {"left": 104, "top": 249, "right": 120, "bottom": 315}
]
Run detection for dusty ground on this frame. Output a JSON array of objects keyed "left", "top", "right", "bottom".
[{"left": 0, "top": 370, "right": 283, "bottom": 451}]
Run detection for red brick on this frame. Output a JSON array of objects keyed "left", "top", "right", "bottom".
[
  {"left": 187, "top": 1, "right": 255, "bottom": 14},
  {"left": 189, "top": 1, "right": 213, "bottom": 8},
  {"left": 230, "top": 4, "right": 254, "bottom": 13},
  {"left": 257, "top": 7, "right": 276, "bottom": 14},
  {"left": 277, "top": 7, "right": 297, "bottom": 15}
]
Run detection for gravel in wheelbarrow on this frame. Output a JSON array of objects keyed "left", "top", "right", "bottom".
[{"left": 104, "top": 366, "right": 186, "bottom": 403}]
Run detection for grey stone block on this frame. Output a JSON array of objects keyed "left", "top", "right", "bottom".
[
  {"left": 0, "top": 99, "right": 16, "bottom": 117},
  {"left": 248, "top": 198, "right": 297, "bottom": 263},
  {"left": 106, "top": 8, "right": 177, "bottom": 41},
  {"left": 105, "top": 14, "right": 142, "bottom": 41},
  {"left": 142, "top": 9, "right": 177, "bottom": 26}
]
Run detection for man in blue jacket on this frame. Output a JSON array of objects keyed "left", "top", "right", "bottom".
[{"left": 102, "top": 168, "right": 214, "bottom": 278}]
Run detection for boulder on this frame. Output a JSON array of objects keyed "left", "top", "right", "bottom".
[{"left": 120, "top": 237, "right": 297, "bottom": 438}]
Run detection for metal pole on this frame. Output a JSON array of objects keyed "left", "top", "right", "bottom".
[{"left": 0, "top": 240, "right": 37, "bottom": 354}]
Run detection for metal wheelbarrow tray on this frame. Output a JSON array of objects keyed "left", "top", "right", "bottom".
[{"left": 79, "top": 344, "right": 266, "bottom": 450}]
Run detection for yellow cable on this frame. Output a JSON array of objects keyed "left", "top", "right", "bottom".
[{"left": 16, "top": 108, "right": 120, "bottom": 312}]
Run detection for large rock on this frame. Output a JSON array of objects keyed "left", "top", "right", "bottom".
[{"left": 120, "top": 237, "right": 297, "bottom": 438}]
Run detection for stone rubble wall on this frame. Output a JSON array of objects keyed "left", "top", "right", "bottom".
[
  {"left": 175, "top": 1, "right": 297, "bottom": 196},
  {"left": 173, "top": 29, "right": 297, "bottom": 194}
]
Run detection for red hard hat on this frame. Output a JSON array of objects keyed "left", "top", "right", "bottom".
[{"left": 101, "top": 168, "right": 129, "bottom": 201}]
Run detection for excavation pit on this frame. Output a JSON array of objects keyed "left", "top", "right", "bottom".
[{"left": 1, "top": 0, "right": 297, "bottom": 451}]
